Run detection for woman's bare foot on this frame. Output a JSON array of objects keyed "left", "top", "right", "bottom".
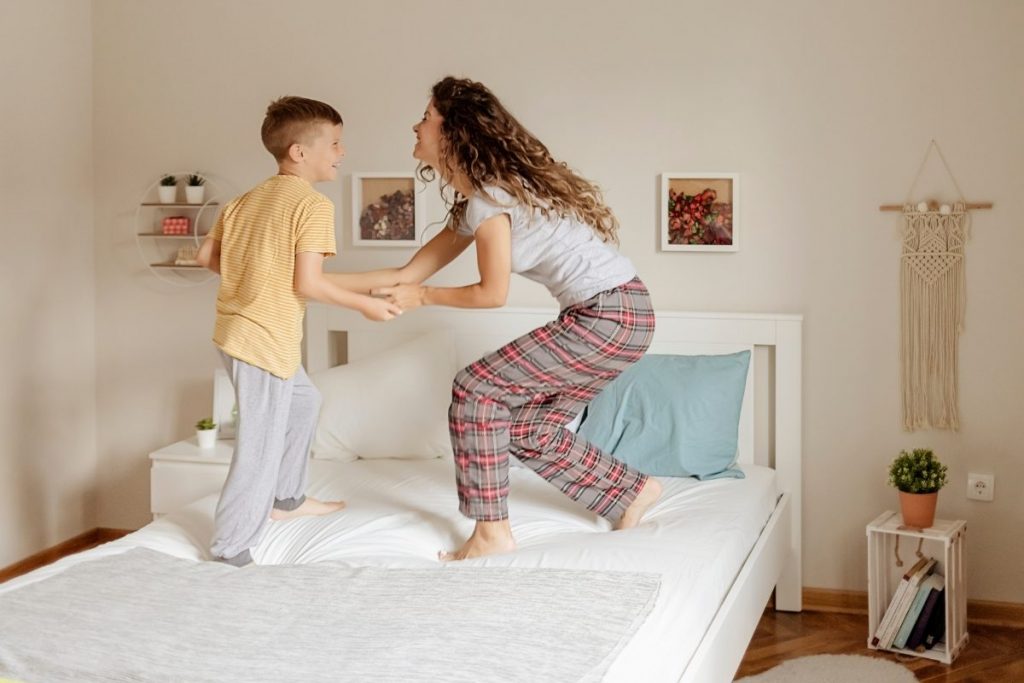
[
  {"left": 439, "top": 520, "right": 516, "bottom": 561},
  {"left": 614, "top": 478, "right": 662, "bottom": 530},
  {"left": 270, "top": 497, "right": 346, "bottom": 521}
]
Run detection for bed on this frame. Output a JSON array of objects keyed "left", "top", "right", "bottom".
[{"left": 0, "top": 306, "right": 802, "bottom": 683}]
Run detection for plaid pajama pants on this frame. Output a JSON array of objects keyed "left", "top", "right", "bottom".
[{"left": 450, "top": 277, "right": 656, "bottom": 524}]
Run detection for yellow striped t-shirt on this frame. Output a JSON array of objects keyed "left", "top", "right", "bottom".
[{"left": 210, "top": 174, "right": 336, "bottom": 379}]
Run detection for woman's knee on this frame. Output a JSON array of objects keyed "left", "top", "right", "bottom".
[
  {"left": 450, "top": 363, "right": 491, "bottom": 407},
  {"left": 452, "top": 363, "right": 481, "bottom": 393}
]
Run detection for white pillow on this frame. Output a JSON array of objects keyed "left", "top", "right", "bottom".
[
  {"left": 310, "top": 330, "right": 457, "bottom": 461},
  {"left": 566, "top": 409, "right": 584, "bottom": 433}
]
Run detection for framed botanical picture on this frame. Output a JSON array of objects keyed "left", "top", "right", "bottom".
[
  {"left": 660, "top": 172, "right": 739, "bottom": 252},
  {"left": 351, "top": 172, "right": 425, "bottom": 247}
]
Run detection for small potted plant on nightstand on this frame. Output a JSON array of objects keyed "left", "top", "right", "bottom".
[
  {"left": 888, "top": 448, "right": 948, "bottom": 529},
  {"left": 185, "top": 173, "right": 206, "bottom": 204},
  {"left": 195, "top": 417, "right": 218, "bottom": 449},
  {"left": 158, "top": 174, "right": 178, "bottom": 203}
]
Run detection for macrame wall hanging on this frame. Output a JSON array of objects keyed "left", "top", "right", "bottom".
[{"left": 880, "top": 140, "right": 992, "bottom": 432}]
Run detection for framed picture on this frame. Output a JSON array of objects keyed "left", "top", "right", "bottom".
[
  {"left": 351, "top": 172, "right": 425, "bottom": 247},
  {"left": 660, "top": 173, "right": 739, "bottom": 252}
]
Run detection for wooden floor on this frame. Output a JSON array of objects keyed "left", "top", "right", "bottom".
[
  {"left": 737, "top": 609, "right": 1024, "bottom": 682},
  {"left": 0, "top": 528, "right": 131, "bottom": 584}
]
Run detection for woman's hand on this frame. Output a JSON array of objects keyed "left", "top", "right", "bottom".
[{"left": 375, "top": 284, "right": 426, "bottom": 311}]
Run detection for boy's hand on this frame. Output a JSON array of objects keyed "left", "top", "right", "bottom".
[
  {"left": 360, "top": 296, "right": 402, "bottom": 322},
  {"left": 374, "top": 284, "right": 425, "bottom": 311}
]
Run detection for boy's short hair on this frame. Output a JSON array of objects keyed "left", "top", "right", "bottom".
[{"left": 261, "top": 96, "right": 344, "bottom": 162}]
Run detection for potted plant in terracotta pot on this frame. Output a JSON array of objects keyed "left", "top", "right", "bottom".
[
  {"left": 195, "top": 417, "right": 218, "bottom": 449},
  {"left": 888, "top": 448, "right": 948, "bottom": 529},
  {"left": 185, "top": 173, "right": 206, "bottom": 204}
]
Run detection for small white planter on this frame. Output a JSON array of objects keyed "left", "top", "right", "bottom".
[
  {"left": 196, "top": 428, "right": 218, "bottom": 449},
  {"left": 185, "top": 185, "right": 205, "bottom": 204},
  {"left": 158, "top": 185, "right": 178, "bottom": 203}
]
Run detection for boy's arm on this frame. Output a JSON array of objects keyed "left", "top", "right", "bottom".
[
  {"left": 294, "top": 252, "right": 402, "bottom": 321},
  {"left": 322, "top": 226, "right": 474, "bottom": 293},
  {"left": 196, "top": 236, "right": 221, "bottom": 274},
  {"left": 323, "top": 269, "right": 402, "bottom": 294},
  {"left": 377, "top": 214, "right": 511, "bottom": 310}
]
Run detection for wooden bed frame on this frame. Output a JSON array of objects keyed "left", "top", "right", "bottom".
[{"left": 305, "top": 305, "right": 803, "bottom": 682}]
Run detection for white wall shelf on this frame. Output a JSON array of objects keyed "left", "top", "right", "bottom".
[
  {"left": 137, "top": 233, "right": 206, "bottom": 238},
  {"left": 134, "top": 173, "right": 231, "bottom": 287},
  {"left": 140, "top": 202, "right": 220, "bottom": 208}
]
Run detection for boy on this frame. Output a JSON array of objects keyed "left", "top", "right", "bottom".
[{"left": 196, "top": 96, "right": 400, "bottom": 566}]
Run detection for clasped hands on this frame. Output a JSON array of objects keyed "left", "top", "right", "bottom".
[{"left": 372, "top": 284, "right": 425, "bottom": 312}]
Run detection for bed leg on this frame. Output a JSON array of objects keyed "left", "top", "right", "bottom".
[{"left": 773, "top": 494, "right": 802, "bottom": 611}]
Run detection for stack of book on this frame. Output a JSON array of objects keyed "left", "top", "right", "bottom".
[{"left": 871, "top": 556, "right": 947, "bottom": 652}]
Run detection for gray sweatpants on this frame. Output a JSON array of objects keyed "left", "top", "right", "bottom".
[{"left": 210, "top": 350, "right": 321, "bottom": 564}]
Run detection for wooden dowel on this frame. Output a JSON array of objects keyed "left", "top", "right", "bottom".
[{"left": 879, "top": 202, "right": 993, "bottom": 212}]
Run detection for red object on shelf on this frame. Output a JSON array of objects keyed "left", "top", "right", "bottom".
[{"left": 161, "top": 216, "right": 191, "bottom": 235}]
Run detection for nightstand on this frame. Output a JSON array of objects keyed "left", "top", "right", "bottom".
[
  {"left": 149, "top": 438, "right": 233, "bottom": 519},
  {"left": 866, "top": 510, "right": 968, "bottom": 664}
]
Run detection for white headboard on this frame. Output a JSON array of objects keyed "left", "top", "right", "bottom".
[{"left": 305, "top": 304, "right": 803, "bottom": 607}]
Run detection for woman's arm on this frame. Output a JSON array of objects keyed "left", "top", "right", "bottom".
[
  {"left": 323, "top": 226, "right": 474, "bottom": 293},
  {"left": 378, "top": 214, "right": 511, "bottom": 310}
]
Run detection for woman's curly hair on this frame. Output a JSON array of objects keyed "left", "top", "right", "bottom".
[{"left": 419, "top": 76, "right": 620, "bottom": 243}]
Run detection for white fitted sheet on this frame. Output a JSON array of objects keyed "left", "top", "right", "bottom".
[{"left": 3, "top": 459, "right": 778, "bottom": 682}]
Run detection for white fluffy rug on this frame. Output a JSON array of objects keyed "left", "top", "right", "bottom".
[{"left": 736, "top": 654, "right": 917, "bottom": 682}]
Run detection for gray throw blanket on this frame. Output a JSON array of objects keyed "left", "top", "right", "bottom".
[{"left": 0, "top": 549, "right": 659, "bottom": 682}]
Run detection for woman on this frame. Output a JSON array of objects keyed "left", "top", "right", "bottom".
[{"left": 340, "top": 77, "right": 660, "bottom": 560}]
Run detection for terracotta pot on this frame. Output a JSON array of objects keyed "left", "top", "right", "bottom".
[{"left": 899, "top": 491, "right": 938, "bottom": 529}]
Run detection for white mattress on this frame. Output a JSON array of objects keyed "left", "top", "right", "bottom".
[{"left": 3, "top": 458, "right": 778, "bottom": 682}]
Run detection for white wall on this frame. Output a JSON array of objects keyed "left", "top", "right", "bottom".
[
  {"left": 0, "top": 1, "right": 96, "bottom": 568},
  {"left": 90, "top": 1, "right": 1023, "bottom": 601}
]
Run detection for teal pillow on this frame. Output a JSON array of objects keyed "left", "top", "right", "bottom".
[{"left": 577, "top": 352, "right": 750, "bottom": 479}]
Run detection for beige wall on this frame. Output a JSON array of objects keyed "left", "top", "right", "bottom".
[
  {"left": 87, "top": 1, "right": 1024, "bottom": 601},
  {"left": 0, "top": 1, "right": 96, "bottom": 568}
]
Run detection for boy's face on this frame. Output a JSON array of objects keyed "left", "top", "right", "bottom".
[{"left": 301, "top": 122, "right": 345, "bottom": 182}]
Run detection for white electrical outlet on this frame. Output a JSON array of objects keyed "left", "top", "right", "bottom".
[{"left": 966, "top": 473, "right": 995, "bottom": 501}]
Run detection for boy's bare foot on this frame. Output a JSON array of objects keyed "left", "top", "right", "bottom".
[
  {"left": 439, "top": 520, "right": 516, "bottom": 561},
  {"left": 613, "top": 478, "right": 662, "bottom": 530},
  {"left": 270, "top": 497, "right": 346, "bottom": 521}
]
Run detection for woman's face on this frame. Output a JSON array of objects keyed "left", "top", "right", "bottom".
[{"left": 413, "top": 100, "right": 443, "bottom": 168}]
